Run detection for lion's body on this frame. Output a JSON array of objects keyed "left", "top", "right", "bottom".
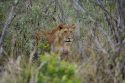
[{"left": 35, "top": 24, "right": 76, "bottom": 59}]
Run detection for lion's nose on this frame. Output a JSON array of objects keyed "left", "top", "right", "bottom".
[
  {"left": 68, "top": 38, "right": 71, "bottom": 39},
  {"left": 68, "top": 38, "right": 72, "bottom": 41}
]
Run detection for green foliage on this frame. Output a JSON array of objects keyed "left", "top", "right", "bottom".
[{"left": 37, "top": 54, "right": 81, "bottom": 83}]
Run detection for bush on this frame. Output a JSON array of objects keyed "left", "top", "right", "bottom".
[{"left": 37, "top": 54, "right": 82, "bottom": 83}]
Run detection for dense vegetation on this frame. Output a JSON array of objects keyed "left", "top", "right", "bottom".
[{"left": 1, "top": 0, "right": 125, "bottom": 83}]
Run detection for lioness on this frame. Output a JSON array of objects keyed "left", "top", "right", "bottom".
[{"left": 35, "top": 24, "right": 76, "bottom": 59}]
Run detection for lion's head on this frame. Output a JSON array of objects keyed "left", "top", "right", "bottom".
[{"left": 56, "top": 24, "right": 76, "bottom": 43}]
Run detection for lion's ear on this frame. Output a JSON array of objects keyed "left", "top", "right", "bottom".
[{"left": 58, "top": 23, "right": 64, "bottom": 30}]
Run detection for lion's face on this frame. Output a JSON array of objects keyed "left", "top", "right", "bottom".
[
  {"left": 52, "top": 24, "right": 76, "bottom": 55},
  {"left": 57, "top": 24, "right": 76, "bottom": 44}
]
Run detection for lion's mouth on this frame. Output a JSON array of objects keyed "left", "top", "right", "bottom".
[
  {"left": 65, "top": 39, "right": 72, "bottom": 42},
  {"left": 64, "top": 38, "right": 73, "bottom": 42},
  {"left": 65, "top": 40, "right": 71, "bottom": 42}
]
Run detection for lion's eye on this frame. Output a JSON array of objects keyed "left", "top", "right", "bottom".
[{"left": 70, "top": 31, "right": 73, "bottom": 33}]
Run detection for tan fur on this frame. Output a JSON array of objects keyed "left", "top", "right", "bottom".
[{"left": 35, "top": 24, "right": 76, "bottom": 59}]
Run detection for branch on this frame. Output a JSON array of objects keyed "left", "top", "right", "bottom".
[
  {"left": 90, "top": 29, "right": 109, "bottom": 55},
  {"left": 55, "top": 0, "right": 66, "bottom": 23},
  {"left": 0, "top": 1, "right": 18, "bottom": 56},
  {"left": 0, "top": 7, "right": 15, "bottom": 45},
  {"left": 72, "top": 0, "right": 85, "bottom": 13},
  {"left": 94, "top": 0, "right": 117, "bottom": 22},
  {"left": 71, "top": 0, "right": 95, "bottom": 22}
]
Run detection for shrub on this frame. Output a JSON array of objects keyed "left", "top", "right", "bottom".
[{"left": 37, "top": 54, "right": 82, "bottom": 83}]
